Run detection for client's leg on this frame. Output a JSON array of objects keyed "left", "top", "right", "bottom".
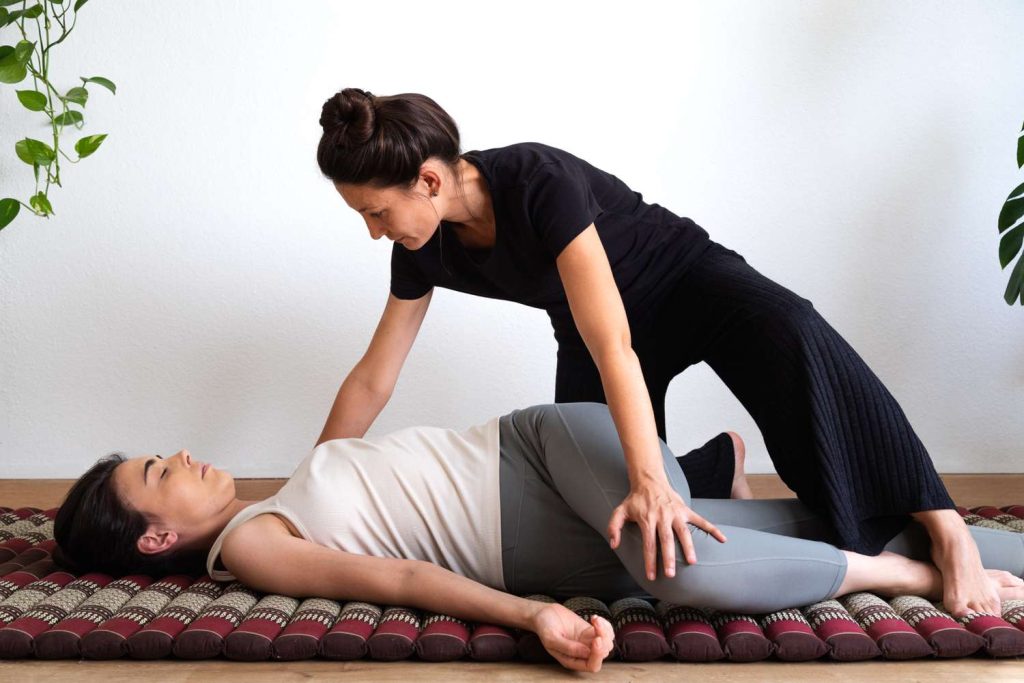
[
  {"left": 525, "top": 402, "right": 1024, "bottom": 613},
  {"left": 692, "top": 497, "right": 1024, "bottom": 604},
  {"left": 529, "top": 402, "right": 847, "bottom": 613},
  {"left": 692, "top": 497, "right": 1024, "bottom": 577}
]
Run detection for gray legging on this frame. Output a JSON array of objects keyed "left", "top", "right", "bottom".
[{"left": 497, "top": 402, "right": 1024, "bottom": 613}]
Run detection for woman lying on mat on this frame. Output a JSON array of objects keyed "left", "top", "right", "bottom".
[{"left": 53, "top": 401, "right": 1024, "bottom": 673}]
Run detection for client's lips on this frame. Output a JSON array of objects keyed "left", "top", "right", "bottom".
[{"left": 201, "top": 464, "right": 208, "bottom": 478}]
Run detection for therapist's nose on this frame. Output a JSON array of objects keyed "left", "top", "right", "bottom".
[{"left": 367, "top": 222, "right": 386, "bottom": 240}]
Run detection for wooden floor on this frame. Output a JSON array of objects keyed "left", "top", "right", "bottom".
[
  {"left": 0, "top": 658, "right": 1023, "bottom": 681},
  {"left": 1, "top": 474, "right": 1022, "bottom": 679}
]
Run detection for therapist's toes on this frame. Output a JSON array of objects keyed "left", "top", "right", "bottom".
[{"left": 728, "top": 431, "right": 754, "bottom": 500}]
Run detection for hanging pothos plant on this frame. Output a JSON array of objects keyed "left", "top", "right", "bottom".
[
  {"left": 999, "top": 122, "right": 1024, "bottom": 305},
  {"left": 0, "top": 0, "right": 115, "bottom": 231}
]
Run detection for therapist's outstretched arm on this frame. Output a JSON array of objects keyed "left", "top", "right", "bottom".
[
  {"left": 556, "top": 225, "right": 727, "bottom": 581},
  {"left": 317, "top": 290, "right": 433, "bottom": 446}
]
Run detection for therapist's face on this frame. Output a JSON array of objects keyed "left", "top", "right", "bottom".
[{"left": 336, "top": 167, "right": 444, "bottom": 250}]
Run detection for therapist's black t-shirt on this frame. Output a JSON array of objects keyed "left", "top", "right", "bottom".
[{"left": 390, "top": 141, "right": 713, "bottom": 349}]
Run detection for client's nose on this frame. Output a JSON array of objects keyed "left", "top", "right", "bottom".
[{"left": 174, "top": 449, "right": 191, "bottom": 466}]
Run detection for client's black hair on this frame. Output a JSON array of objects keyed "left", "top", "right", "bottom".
[{"left": 53, "top": 453, "right": 206, "bottom": 577}]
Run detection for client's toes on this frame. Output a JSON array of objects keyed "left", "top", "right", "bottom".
[{"left": 727, "top": 431, "right": 754, "bottom": 500}]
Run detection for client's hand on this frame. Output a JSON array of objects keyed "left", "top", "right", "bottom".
[
  {"left": 532, "top": 603, "right": 614, "bottom": 672},
  {"left": 608, "top": 479, "right": 727, "bottom": 580}
]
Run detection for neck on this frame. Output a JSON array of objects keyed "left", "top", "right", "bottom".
[
  {"left": 441, "top": 158, "right": 493, "bottom": 234},
  {"left": 186, "top": 497, "right": 261, "bottom": 553}
]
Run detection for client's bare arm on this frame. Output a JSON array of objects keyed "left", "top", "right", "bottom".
[{"left": 221, "top": 518, "right": 613, "bottom": 672}]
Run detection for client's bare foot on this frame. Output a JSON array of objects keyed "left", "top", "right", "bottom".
[
  {"left": 727, "top": 431, "right": 754, "bottom": 500},
  {"left": 986, "top": 569, "right": 1024, "bottom": 602},
  {"left": 837, "top": 550, "right": 1024, "bottom": 608}
]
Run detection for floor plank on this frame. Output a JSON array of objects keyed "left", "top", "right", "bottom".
[{"left": 1, "top": 658, "right": 1023, "bottom": 681}]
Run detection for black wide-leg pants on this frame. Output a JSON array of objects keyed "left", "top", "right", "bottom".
[{"left": 553, "top": 241, "right": 956, "bottom": 556}]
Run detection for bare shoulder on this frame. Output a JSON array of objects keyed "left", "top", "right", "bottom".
[{"left": 220, "top": 514, "right": 296, "bottom": 565}]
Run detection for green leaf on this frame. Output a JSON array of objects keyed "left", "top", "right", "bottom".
[
  {"left": 0, "top": 198, "right": 19, "bottom": 231},
  {"left": 23, "top": 4, "right": 43, "bottom": 19},
  {"left": 1003, "top": 249, "right": 1024, "bottom": 305},
  {"left": 0, "top": 46, "right": 27, "bottom": 83},
  {"left": 1018, "top": 125, "right": 1024, "bottom": 170},
  {"left": 1009, "top": 180, "right": 1024, "bottom": 202},
  {"left": 0, "top": 9, "right": 7, "bottom": 25},
  {"left": 13, "top": 40, "right": 34, "bottom": 63},
  {"left": 29, "top": 191, "right": 52, "bottom": 216},
  {"left": 64, "top": 85, "right": 87, "bottom": 106},
  {"left": 0, "top": 44, "right": 28, "bottom": 84},
  {"left": 73, "top": 0, "right": 88, "bottom": 9},
  {"left": 0, "top": 1, "right": 24, "bottom": 7},
  {"left": 80, "top": 75, "right": 115, "bottom": 94},
  {"left": 999, "top": 223, "right": 1024, "bottom": 269},
  {"left": 1, "top": 9, "right": 21, "bottom": 26},
  {"left": 16, "top": 89, "right": 46, "bottom": 111},
  {"left": 998, "top": 195, "right": 1024, "bottom": 233},
  {"left": 74, "top": 133, "right": 106, "bottom": 158},
  {"left": 53, "top": 110, "right": 83, "bottom": 126},
  {"left": 15, "top": 138, "right": 55, "bottom": 165}
]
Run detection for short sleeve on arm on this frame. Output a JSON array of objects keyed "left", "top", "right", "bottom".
[
  {"left": 389, "top": 242, "right": 432, "bottom": 300},
  {"left": 524, "top": 160, "right": 603, "bottom": 257}
]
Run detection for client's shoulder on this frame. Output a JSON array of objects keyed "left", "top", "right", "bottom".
[{"left": 234, "top": 511, "right": 300, "bottom": 539}]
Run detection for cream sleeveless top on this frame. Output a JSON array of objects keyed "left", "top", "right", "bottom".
[{"left": 206, "top": 415, "right": 505, "bottom": 590}]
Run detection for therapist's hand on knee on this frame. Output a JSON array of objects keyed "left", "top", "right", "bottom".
[{"left": 608, "top": 481, "right": 728, "bottom": 580}]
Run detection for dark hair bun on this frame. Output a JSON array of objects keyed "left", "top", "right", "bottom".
[
  {"left": 316, "top": 89, "right": 461, "bottom": 186},
  {"left": 319, "top": 88, "right": 376, "bottom": 147}
]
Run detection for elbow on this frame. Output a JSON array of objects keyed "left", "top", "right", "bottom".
[
  {"left": 350, "top": 371, "right": 394, "bottom": 406},
  {"left": 590, "top": 332, "right": 634, "bottom": 369},
  {"left": 368, "top": 384, "right": 394, "bottom": 406}
]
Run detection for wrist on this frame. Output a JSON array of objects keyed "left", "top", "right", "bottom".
[
  {"left": 521, "top": 598, "right": 547, "bottom": 631},
  {"left": 630, "top": 470, "right": 670, "bottom": 489}
]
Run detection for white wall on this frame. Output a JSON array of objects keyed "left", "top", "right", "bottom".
[{"left": 1, "top": 0, "right": 1022, "bottom": 478}]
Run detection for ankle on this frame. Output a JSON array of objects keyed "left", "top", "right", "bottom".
[{"left": 911, "top": 509, "right": 966, "bottom": 534}]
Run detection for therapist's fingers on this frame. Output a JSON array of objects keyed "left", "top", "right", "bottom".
[
  {"left": 673, "top": 514, "right": 697, "bottom": 565},
  {"left": 659, "top": 514, "right": 677, "bottom": 577},
  {"left": 687, "top": 510, "right": 728, "bottom": 544},
  {"left": 607, "top": 506, "right": 627, "bottom": 549},
  {"left": 642, "top": 516, "right": 658, "bottom": 580}
]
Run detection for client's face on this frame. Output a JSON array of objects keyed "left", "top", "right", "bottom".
[{"left": 112, "top": 449, "right": 235, "bottom": 549}]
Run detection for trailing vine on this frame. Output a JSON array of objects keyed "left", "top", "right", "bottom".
[{"left": 0, "top": 0, "right": 115, "bottom": 231}]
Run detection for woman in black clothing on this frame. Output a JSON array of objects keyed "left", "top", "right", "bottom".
[{"left": 313, "top": 88, "right": 998, "bottom": 617}]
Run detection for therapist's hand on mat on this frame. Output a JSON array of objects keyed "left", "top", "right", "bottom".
[{"left": 607, "top": 480, "right": 727, "bottom": 580}]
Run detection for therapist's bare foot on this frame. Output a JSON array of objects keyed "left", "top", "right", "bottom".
[{"left": 728, "top": 431, "right": 754, "bottom": 500}]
